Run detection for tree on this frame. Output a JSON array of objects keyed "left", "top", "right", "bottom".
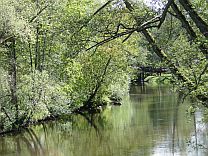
[{"left": 81, "top": 0, "right": 208, "bottom": 104}]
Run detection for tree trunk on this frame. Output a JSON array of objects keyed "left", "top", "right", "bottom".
[
  {"left": 41, "top": 32, "right": 47, "bottom": 71},
  {"left": 123, "top": 0, "right": 208, "bottom": 104},
  {"left": 8, "top": 39, "right": 18, "bottom": 121},
  {"left": 124, "top": 0, "right": 193, "bottom": 87},
  {"left": 141, "top": 29, "right": 193, "bottom": 87},
  {"left": 171, "top": 1, "right": 208, "bottom": 58},
  {"left": 179, "top": 0, "right": 208, "bottom": 38},
  {"left": 29, "top": 42, "right": 33, "bottom": 72},
  {"left": 171, "top": 2, "right": 197, "bottom": 40},
  {"left": 85, "top": 57, "right": 112, "bottom": 106},
  {"left": 35, "top": 26, "right": 41, "bottom": 71}
]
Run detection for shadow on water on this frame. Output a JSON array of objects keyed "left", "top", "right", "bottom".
[
  {"left": 75, "top": 112, "right": 101, "bottom": 136},
  {"left": 0, "top": 127, "right": 45, "bottom": 156},
  {"left": 0, "top": 85, "right": 208, "bottom": 156}
]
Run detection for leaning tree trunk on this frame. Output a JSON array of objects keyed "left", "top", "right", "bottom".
[
  {"left": 171, "top": 1, "right": 208, "bottom": 58},
  {"left": 179, "top": 0, "right": 208, "bottom": 38},
  {"left": 141, "top": 31, "right": 208, "bottom": 106},
  {"left": 171, "top": 2, "right": 196, "bottom": 40},
  {"left": 141, "top": 29, "right": 194, "bottom": 87}
]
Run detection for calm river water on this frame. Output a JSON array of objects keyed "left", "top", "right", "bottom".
[{"left": 0, "top": 85, "right": 208, "bottom": 156}]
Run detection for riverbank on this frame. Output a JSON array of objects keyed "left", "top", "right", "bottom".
[{"left": 0, "top": 97, "right": 122, "bottom": 136}]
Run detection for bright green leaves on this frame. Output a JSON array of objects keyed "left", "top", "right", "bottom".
[
  {"left": 0, "top": 0, "right": 32, "bottom": 42},
  {"left": 64, "top": 42, "right": 131, "bottom": 107},
  {"left": 17, "top": 71, "right": 69, "bottom": 121}
]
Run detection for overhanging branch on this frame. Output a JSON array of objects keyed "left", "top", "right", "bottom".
[{"left": 158, "top": 0, "right": 174, "bottom": 28}]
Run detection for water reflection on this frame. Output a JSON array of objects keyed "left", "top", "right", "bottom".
[{"left": 0, "top": 85, "right": 208, "bottom": 156}]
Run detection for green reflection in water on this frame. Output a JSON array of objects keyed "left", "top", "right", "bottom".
[{"left": 0, "top": 85, "right": 208, "bottom": 156}]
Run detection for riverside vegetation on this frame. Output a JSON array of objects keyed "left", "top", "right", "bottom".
[{"left": 0, "top": 0, "right": 207, "bottom": 134}]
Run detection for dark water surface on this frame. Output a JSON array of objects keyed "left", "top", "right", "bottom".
[{"left": 0, "top": 85, "right": 208, "bottom": 156}]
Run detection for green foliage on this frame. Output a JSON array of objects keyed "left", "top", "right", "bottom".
[
  {"left": 0, "top": 70, "right": 70, "bottom": 131},
  {"left": 64, "top": 43, "right": 130, "bottom": 107},
  {"left": 0, "top": 0, "right": 208, "bottom": 133},
  {"left": 0, "top": 0, "right": 32, "bottom": 40},
  {"left": 144, "top": 74, "right": 172, "bottom": 85},
  {"left": 0, "top": 0, "right": 138, "bottom": 132},
  {"left": 18, "top": 71, "right": 69, "bottom": 119}
]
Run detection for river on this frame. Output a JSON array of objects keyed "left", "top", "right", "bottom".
[{"left": 0, "top": 85, "right": 208, "bottom": 156}]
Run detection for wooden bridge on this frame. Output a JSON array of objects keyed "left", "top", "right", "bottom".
[{"left": 133, "top": 66, "right": 170, "bottom": 83}]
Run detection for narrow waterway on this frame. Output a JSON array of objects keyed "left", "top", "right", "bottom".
[{"left": 0, "top": 85, "right": 208, "bottom": 156}]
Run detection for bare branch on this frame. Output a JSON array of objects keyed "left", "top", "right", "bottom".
[
  {"left": 2, "top": 107, "right": 13, "bottom": 123},
  {"left": 122, "top": 32, "right": 133, "bottom": 43},
  {"left": 78, "top": 0, "right": 114, "bottom": 32},
  {"left": 93, "top": 0, "right": 113, "bottom": 16},
  {"left": 158, "top": 0, "right": 174, "bottom": 28},
  {"left": 115, "top": 23, "right": 134, "bottom": 34},
  {"left": 0, "top": 36, "right": 13, "bottom": 45},
  {"left": 139, "top": 16, "right": 160, "bottom": 28},
  {"left": 86, "top": 23, "right": 159, "bottom": 51},
  {"left": 86, "top": 29, "right": 136, "bottom": 51},
  {"left": 29, "top": 4, "right": 49, "bottom": 23}
]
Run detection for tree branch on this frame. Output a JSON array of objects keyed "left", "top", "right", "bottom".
[
  {"left": 78, "top": 0, "right": 114, "bottom": 32},
  {"left": 86, "top": 29, "right": 136, "bottom": 51},
  {"left": 158, "top": 0, "right": 174, "bottom": 28},
  {"left": 29, "top": 4, "right": 49, "bottom": 23},
  {"left": 197, "top": 63, "right": 208, "bottom": 86},
  {"left": 85, "top": 56, "right": 112, "bottom": 105}
]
